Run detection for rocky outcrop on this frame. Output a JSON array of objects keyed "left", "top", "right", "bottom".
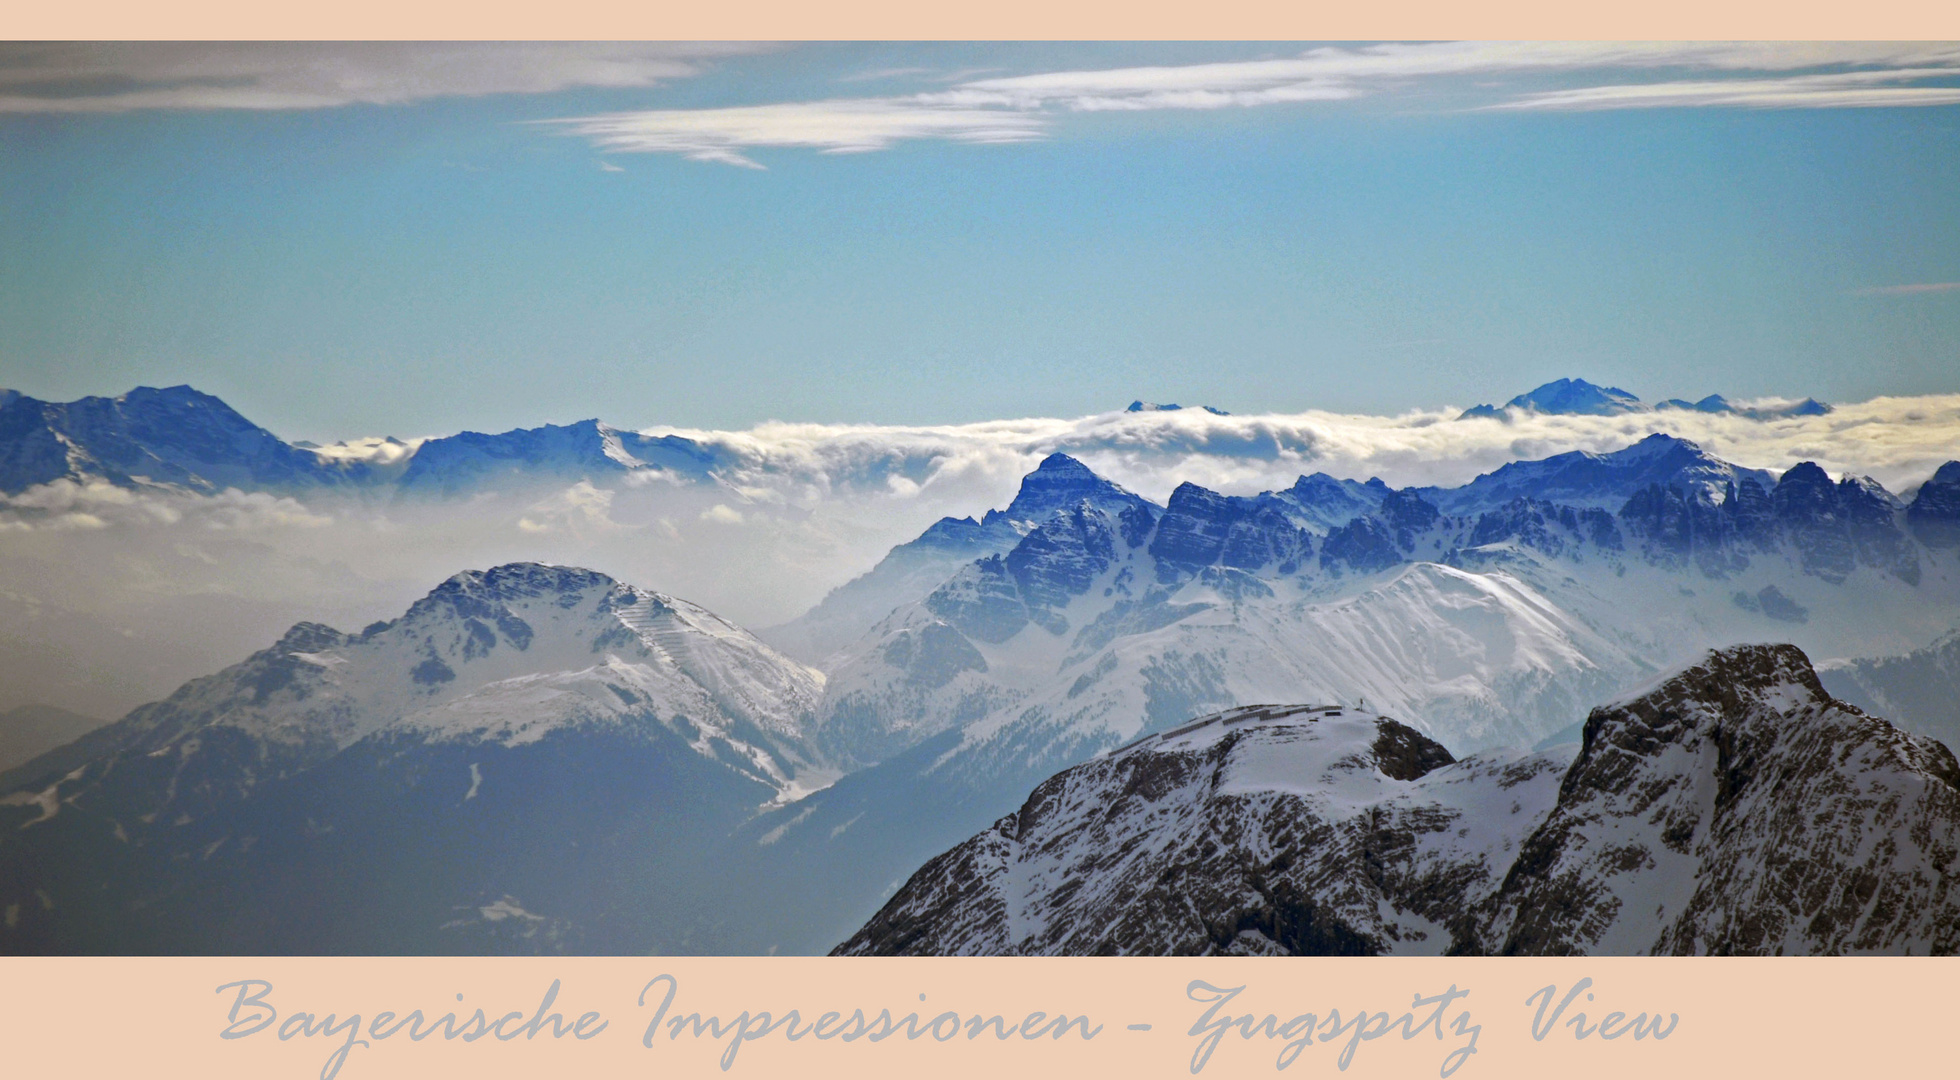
[
  {"left": 1473, "top": 645, "right": 1960, "bottom": 955},
  {"left": 834, "top": 704, "right": 1568, "bottom": 956},
  {"left": 1618, "top": 461, "right": 1923, "bottom": 584},
  {"left": 1466, "top": 498, "right": 1621, "bottom": 561},
  {"left": 1149, "top": 484, "right": 1314, "bottom": 584},
  {"left": 839, "top": 645, "right": 1960, "bottom": 956}
]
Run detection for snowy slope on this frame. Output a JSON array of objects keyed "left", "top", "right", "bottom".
[
  {"left": 761, "top": 453, "right": 1159, "bottom": 665},
  {"left": 10, "top": 562, "right": 827, "bottom": 796},
  {"left": 835, "top": 703, "right": 1568, "bottom": 956},
  {"left": 0, "top": 562, "right": 827, "bottom": 954},
  {"left": 1475, "top": 644, "right": 1960, "bottom": 955},
  {"left": 841, "top": 645, "right": 1960, "bottom": 956},
  {"left": 1416, "top": 432, "right": 1777, "bottom": 514},
  {"left": 742, "top": 447, "right": 1960, "bottom": 956}
]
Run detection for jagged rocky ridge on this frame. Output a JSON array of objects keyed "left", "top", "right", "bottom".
[
  {"left": 763, "top": 453, "right": 1158, "bottom": 665},
  {"left": 837, "top": 645, "right": 1960, "bottom": 956},
  {"left": 7, "top": 386, "right": 1960, "bottom": 957},
  {"left": 733, "top": 440, "right": 1960, "bottom": 954},
  {"left": 0, "top": 563, "right": 826, "bottom": 953},
  {"left": 816, "top": 436, "right": 1959, "bottom": 770}
]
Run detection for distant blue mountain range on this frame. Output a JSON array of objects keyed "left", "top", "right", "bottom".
[
  {"left": 1458, "top": 377, "right": 1830, "bottom": 421},
  {"left": 0, "top": 381, "right": 1841, "bottom": 500}
]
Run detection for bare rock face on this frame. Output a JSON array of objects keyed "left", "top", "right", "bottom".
[
  {"left": 838, "top": 645, "right": 1960, "bottom": 956},
  {"left": 833, "top": 704, "right": 1568, "bottom": 956},
  {"left": 1473, "top": 644, "right": 1960, "bottom": 955}
]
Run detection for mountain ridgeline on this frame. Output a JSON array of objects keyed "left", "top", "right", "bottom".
[
  {"left": 1457, "top": 377, "right": 1832, "bottom": 421},
  {"left": 0, "top": 385, "right": 721, "bottom": 498},
  {"left": 745, "top": 440, "right": 1959, "bottom": 955},
  {"left": 838, "top": 645, "right": 1960, "bottom": 956},
  {"left": 0, "top": 378, "right": 1840, "bottom": 500},
  {"left": 0, "top": 564, "right": 825, "bottom": 953},
  {"left": 4, "top": 382, "right": 1960, "bottom": 956}
]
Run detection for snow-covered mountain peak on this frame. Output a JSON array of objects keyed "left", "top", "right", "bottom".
[
  {"left": 0, "top": 564, "right": 834, "bottom": 954},
  {"left": 834, "top": 702, "right": 1568, "bottom": 956},
  {"left": 392, "top": 419, "right": 718, "bottom": 496},
  {"left": 24, "top": 561, "right": 829, "bottom": 819},
  {"left": 1478, "top": 642, "right": 1960, "bottom": 955},
  {"left": 400, "top": 562, "right": 618, "bottom": 621},
  {"left": 1511, "top": 377, "right": 1644, "bottom": 415},
  {"left": 1125, "top": 401, "right": 1231, "bottom": 415},
  {"left": 1423, "top": 431, "right": 1775, "bottom": 513},
  {"left": 0, "top": 383, "right": 368, "bottom": 495},
  {"left": 1276, "top": 472, "right": 1388, "bottom": 533},
  {"left": 1458, "top": 378, "right": 1644, "bottom": 419},
  {"left": 1586, "top": 642, "right": 1828, "bottom": 726},
  {"left": 763, "top": 454, "right": 1161, "bottom": 665},
  {"left": 840, "top": 641, "right": 1960, "bottom": 957},
  {"left": 1110, "top": 702, "right": 1458, "bottom": 797},
  {"left": 1460, "top": 380, "right": 1832, "bottom": 422},
  {"left": 994, "top": 452, "right": 1153, "bottom": 527}
]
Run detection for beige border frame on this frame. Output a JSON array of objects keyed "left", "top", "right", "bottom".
[{"left": 2, "top": 9, "right": 1957, "bottom": 1078}]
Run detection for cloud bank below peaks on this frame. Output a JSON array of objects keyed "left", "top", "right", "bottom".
[
  {"left": 655, "top": 392, "right": 1960, "bottom": 512},
  {"left": 4, "top": 393, "right": 1958, "bottom": 656}
]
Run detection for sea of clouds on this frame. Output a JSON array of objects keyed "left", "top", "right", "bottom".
[{"left": 4, "top": 394, "right": 1957, "bottom": 718}]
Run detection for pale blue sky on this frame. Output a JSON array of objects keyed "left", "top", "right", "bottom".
[{"left": 2, "top": 42, "right": 1957, "bottom": 442}]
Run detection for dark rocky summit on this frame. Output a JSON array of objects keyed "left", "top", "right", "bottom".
[
  {"left": 837, "top": 645, "right": 1960, "bottom": 956},
  {"left": 763, "top": 453, "right": 1158, "bottom": 663},
  {"left": 833, "top": 703, "right": 1568, "bottom": 956},
  {"left": 1472, "top": 645, "right": 1960, "bottom": 955}
]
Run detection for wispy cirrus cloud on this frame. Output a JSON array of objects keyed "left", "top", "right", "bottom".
[
  {"left": 552, "top": 41, "right": 1960, "bottom": 167},
  {"left": 1493, "top": 68, "right": 1960, "bottom": 111},
  {"left": 1855, "top": 282, "right": 1960, "bottom": 296},
  {"left": 12, "top": 41, "right": 1960, "bottom": 160},
  {"left": 0, "top": 42, "right": 766, "bottom": 113},
  {"left": 556, "top": 98, "right": 1048, "bottom": 169}
]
